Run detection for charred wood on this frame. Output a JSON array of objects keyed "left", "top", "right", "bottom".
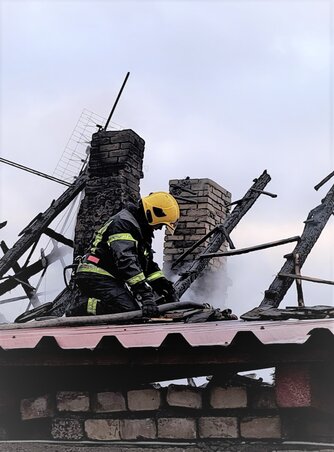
[
  {"left": 0, "top": 172, "right": 86, "bottom": 278},
  {"left": 173, "top": 170, "right": 272, "bottom": 298},
  {"left": 242, "top": 182, "right": 334, "bottom": 319}
]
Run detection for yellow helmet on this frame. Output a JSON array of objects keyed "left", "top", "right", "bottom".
[{"left": 141, "top": 192, "right": 180, "bottom": 233}]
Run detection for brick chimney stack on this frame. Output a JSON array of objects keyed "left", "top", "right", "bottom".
[
  {"left": 163, "top": 177, "right": 231, "bottom": 300},
  {"left": 73, "top": 129, "right": 145, "bottom": 258}
]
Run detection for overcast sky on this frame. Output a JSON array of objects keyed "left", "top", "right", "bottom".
[{"left": 0, "top": 0, "right": 333, "bottom": 321}]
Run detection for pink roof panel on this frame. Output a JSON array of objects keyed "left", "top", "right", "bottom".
[{"left": 0, "top": 318, "right": 332, "bottom": 351}]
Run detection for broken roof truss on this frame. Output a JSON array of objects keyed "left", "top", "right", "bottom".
[{"left": 0, "top": 148, "right": 333, "bottom": 323}]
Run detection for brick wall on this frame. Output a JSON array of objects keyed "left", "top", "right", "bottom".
[
  {"left": 164, "top": 177, "right": 231, "bottom": 300},
  {"left": 73, "top": 129, "right": 145, "bottom": 258},
  {"left": 15, "top": 383, "right": 279, "bottom": 441},
  {"left": 1, "top": 379, "right": 332, "bottom": 445}
]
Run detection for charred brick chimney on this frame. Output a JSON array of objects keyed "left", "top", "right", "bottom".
[{"left": 73, "top": 129, "right": 145, "bottom": 258}]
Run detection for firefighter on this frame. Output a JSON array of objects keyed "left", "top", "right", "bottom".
[{"left": 67, "top": 192, "right": 180, "bottom": 318}]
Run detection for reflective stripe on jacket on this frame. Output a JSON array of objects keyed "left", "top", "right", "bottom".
[
  {"left": 146, "top": 270, "right": 164, "bottom": 282},
  {"left": 76, "top": 203, "right": 162, "bottom": 286}
]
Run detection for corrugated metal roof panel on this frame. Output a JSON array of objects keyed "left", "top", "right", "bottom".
[{"left": 0, "top": 318, "right": 332, "bottom": 351}]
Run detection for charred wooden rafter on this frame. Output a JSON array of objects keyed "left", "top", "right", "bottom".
[
  {"left": 241, "top": 181, "right": 334, "bottom": 320},
  {"left": 0, "top": 241, "right": 36, "bottom": 301},
  {"left": 199, "top": 236, "right": 300, "bottom": 259},
  {"left": 44, "top": 228, "right": 74, "bottom": 248},
  {"left": 0, "top": 258, "right": 46, "bottom": 296},
  {"left": 173, "top": 170, "right": 272, "bottom": 298},
  {"left": 0, "top": 172, "right": 86, "bottom": 280},
  {"left": 0, "top": 173, "right": 86, "bottom": 308}
]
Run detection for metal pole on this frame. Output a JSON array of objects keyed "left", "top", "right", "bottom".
[
  {"left": 104, "top": 72, "right": 130, "bottom": 131},
  {"left": 314, "top": 170, "right": 334, "bottom": 191},
  {"left": 0, "top": 157, "right": 71, "bottom": 186}
]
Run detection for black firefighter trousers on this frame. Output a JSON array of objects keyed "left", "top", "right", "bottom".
[{"left": 66, "top": 272, "right": 140, "bottom": 316}]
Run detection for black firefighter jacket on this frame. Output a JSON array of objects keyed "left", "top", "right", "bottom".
[{"left": 76, "top": 202, "right": 164, "bottom": 288}]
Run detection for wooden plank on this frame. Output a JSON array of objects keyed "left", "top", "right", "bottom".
[
  {"left": 278, "top": 273, "right": 334, "bottom": 286},
  {"left": 0, "top": 241, "right": 36, "bottom": 302},
  {"left": 200, "top": 236, "right": 300, "bottom": 258},
  {"left": 0, "top": 259, "right": 45, "bottom": 296},
  {"left": 294, "top": 253, "right": 305, "bottom": 307},
  {"left": 44, "top": 228, "right": 74, "bottom": 248}
]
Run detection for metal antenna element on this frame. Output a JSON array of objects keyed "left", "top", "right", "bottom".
[
  {"left": 53, "top": 109, "right": 107, "bottom": 183},
  {"left": 314, "top": 170, "right": 334, "bottom": 191},
  {"left": 0, "top": 157, "right": 71, "bottom": 187},
  {"left": 104, "top": 72, "right": 130, "bottom": 131}
]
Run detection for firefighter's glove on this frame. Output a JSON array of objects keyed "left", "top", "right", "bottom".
[
  {"left": 150, "top": 277, "right": 179, "bottom": 304},
  {"left": 133, "top": 281, "right": 159, "bottom": 318},
  {"left": 142, "top": 299, "right": 159, "bottom": 318}
]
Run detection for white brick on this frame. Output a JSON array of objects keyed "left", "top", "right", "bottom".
[
  {"left": 167, "top": 385, "right": 202, "bottom": 409},
  {"left": 121, "top": 418, "right": 156, "bottom": 439},
  {"left": 157, "top": 417, "right": 196, "bottom": 439},
  {"left": 127, "top": 389, "right": 161, "bottom": 411},
  {"left": 94, "top": 391, "right": 126, "bottom": 412},
  {"left": 85, "top": 419, "right": 120, "bottom": 440},
  {"left": 210, "top": 386, "right": 247, "bottom": 408},
  {"left": 198, "top": 416, "right": 238, "bottom": 438},
  {"left": 240, "top": 416, "right": 281, "bottom": 439}
]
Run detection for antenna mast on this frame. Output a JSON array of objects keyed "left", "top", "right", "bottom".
[{"left": 103, "top": 72, "right": 130, "bottom": 131}]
